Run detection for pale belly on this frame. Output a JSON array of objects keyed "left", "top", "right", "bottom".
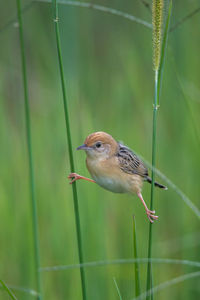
[
  {"left": 92, "top": 175, "right": 129, "bottom": 193},
  {"left": 86, "top": 157, "right": 143, "bottom": 194}
]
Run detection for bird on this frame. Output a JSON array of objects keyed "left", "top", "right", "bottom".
[{"left": 68, "top": 131, "right": 167, "bottom": 222}]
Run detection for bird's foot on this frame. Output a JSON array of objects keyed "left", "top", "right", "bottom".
[
  {"left": 68, "top": 173, "right": 95, "bottom": 184},
  {"left": 68, "top": 173, "right": 82, "bottom": 184},
  {"left": 146, "top": 209, "right": 158, "bottom": 223}
]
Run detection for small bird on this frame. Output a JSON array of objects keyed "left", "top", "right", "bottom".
[{"left": 68, "top": 131, "right": 167, "bottom": 222}]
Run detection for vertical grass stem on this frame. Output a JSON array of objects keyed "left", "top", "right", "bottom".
[
  {"left": 51, "top": 1, "right": 87, "bottom": 299},
  {"left": 146, "top": 1, "right": 163, "bottom": 298},
  {"left": 132, "top": 216, "right": 141, "bottom": 297},
  {"left": 146, "top": 70, "right": 159, "bottom": 300},
  {"left": 16, "top": 0, "right": 42, "bottom": 299},
  {"left": 146, "top": 1, "right": 172, "bottom": 299}
]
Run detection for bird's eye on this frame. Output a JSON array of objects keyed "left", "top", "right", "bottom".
[{"left": 95, "top": 142, "right": 102, "bottom": 148}]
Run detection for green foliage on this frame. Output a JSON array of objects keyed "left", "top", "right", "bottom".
[{"left": 0, "top": 0, "right": 200, "bottom": 299}]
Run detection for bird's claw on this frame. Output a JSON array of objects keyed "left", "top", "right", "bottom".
[
  {"left": 68, "top": 173, "right": 95, "bottom": 184},
  {"left": 68, "top": 173, "right": 80, "bottom": 184},
  {"left": 146, "top": 209, "right": 158, "bottom": 223}
]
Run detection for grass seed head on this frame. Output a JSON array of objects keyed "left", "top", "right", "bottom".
[{"left": 152, "top": 0, "right": 164, "bottom": 71}]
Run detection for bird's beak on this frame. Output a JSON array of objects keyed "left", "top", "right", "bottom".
[{"left": 76, "top": 144, "right": 91, "bottom": 151}]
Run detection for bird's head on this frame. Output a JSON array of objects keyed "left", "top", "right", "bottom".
[{"left": 77, "top": 131, "right": 118, "bottom": 159}]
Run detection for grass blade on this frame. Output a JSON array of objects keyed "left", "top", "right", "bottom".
[
  {"left": 0, "top": 280, "right": 18, "bottom": 300},
  {"left": 40, "top": 257, "right": 200, "bottom": 272},
  {"left": 16, "top": 1, "right": 42, "bottom": 299},
  {"left": 51, "top": 1, "right": 87, "bottom": 299},
  {"left": 171, "top": 60, "right": 200, "bottom": 147},
  {"left": 132, "top": 152, "right": 200, "bottom": 219},
  {"left": 2, "top": 1, "right": 199, "bottom": 36},
  {"left": 170, "top": 6, "right": 200, "bottom": 32},
  {"left": 133, "top": 216, "right": 141, "bottom": 297},
  {"left": 1, "top": 0, "right": 152, "bottom": 36},
  {"left": 0, "top": 285, "right": 39, "bottom": 297},
  {"left": 133, "top": 271, "right": 200, "bottom": 300},
  {"left": 113, "top": 278, "right": 123, "bottom": 300},
  {"left": 143, "top": 159, "right": 200, "bottom": 219},
  {"left": 38, "top": 0, "right": 152, "bottom": 28}
]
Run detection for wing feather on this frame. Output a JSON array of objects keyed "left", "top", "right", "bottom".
[{"left": 117, "top": 143, "right": 148, "bottom": 178}]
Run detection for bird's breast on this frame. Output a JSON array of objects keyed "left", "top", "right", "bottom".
[{"left": 86, "top": 157, "right": 142, "bottom": 194}]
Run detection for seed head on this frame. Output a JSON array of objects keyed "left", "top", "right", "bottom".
[{"left": 152, "top": 0, "right": 164, "bottom": 70}]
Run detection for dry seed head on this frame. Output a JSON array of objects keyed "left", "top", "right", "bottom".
[{"left": 152, "top": 0, "right": 164, "bottom": 71}]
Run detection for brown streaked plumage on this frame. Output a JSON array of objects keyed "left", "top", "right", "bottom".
[{"left": 68, "top": 131, "right": 167, "bottom": 223}]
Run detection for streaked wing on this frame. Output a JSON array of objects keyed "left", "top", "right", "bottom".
[{"left": 117, "top": 143, "right": 148, "bottom": 178}]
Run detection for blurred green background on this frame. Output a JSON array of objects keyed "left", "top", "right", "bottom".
[{"left": 0, "top": 0, "right": 200, "bottom": 299}]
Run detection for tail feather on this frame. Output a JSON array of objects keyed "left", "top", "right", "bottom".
[{"left": 146, "top": 176, "right": 167, "bottom": 190}]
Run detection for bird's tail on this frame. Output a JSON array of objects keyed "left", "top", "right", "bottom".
[{"left": 146, "top": 176, "right": 167, "bottom": 190}]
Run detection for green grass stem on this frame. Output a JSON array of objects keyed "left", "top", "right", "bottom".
[
  {"left": 146, "top": 69, "right": 159, "bottom": 300},
  {"left": 146, "top": 1, "right": 172, "bottom": 299},
  {"left": 51, "top": 1, "right": 87, "bottom": 299},
  {"left": 16, "top": 1, "right": 42, "bottom": 299},
  {"left": 0, "top": 280, "right": 18, "bottom": 300},
  {"left": 132, "top": 216, "right": 141, "bottom": 297}
]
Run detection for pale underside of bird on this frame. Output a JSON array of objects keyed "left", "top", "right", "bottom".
[{"left": 68, "top": 131, "right": 167, "bottom": 223}]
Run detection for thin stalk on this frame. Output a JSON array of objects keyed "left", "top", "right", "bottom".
[
  {"left": 51, "top": 1, "right": 87, "bottom": 299},
  {"left": 113, "top": 278, "right": 123, "bottom": 300},
  {"left": 132, "top": 216, "right": 141, "bottom": 297},
  {"left": 146, "top": 1, "right": 172, "bottom": 299},
  {"left": 16, "top": 1, "right": 42, "bottom": 299},
  {"left": 146, "top": 70, "right": 159, "bottom": 300},
  {"left": 0, "top": 280, "right": 18, "bottom": 300}
]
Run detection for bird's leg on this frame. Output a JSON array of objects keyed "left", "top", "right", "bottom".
[
  {"left": 137, "top": 192, "right": 158, "bottom": 223},
  {"left": 68, "top": 173, "right": 96, "bottom": 184}
]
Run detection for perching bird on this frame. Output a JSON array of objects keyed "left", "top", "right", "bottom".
[{"left": 68, "top": 131, "right": 167, "bottom": 222}]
